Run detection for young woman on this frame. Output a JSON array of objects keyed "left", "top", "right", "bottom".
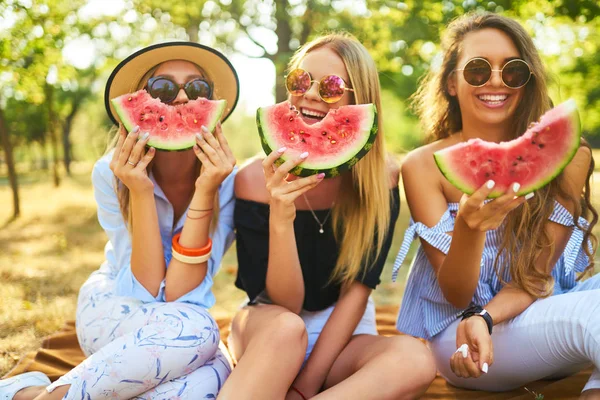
[
  {"left": 1, "top": 42, "right": 239, "bottom": 400},
  {"left": 217, "top": 33, "right": 436, "bottom": 400},
  {"left": 393, "top": 12, "right": 600, "bottom": 398}
]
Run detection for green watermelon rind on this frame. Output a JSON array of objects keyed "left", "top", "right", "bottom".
[
  {"left": 433, "top": 100, "right": 581, "bottom": 199},
  {"left": 256, "top": 104, "right": 379, "bottom": 178},
  {"left": 110, "top": 96, "right": 227, "bottom": 152}
]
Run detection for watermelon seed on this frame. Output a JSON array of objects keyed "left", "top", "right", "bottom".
[
  {"left": 517, "top": 156, "right": 523, "bottom": 160},
  {"left": 159, "top": 116, "right": 164, "bottom": 122},
  {"left": 538, "top": 144, "right": 545, "bottom": 149},
  {"left": 290, "top": 131, "right": 295, "bottom": 135},
  {"left": 321, "top": 131, "right": 327, "bottom": 136},
  {"left": 290, "top": 137, "right": 295, "bottom": 141},
  {"left": 328, "top": 136, "right": 332, "bottom": 140},
  {"left": 289, "top": 116, "right": 294, "bottom": 122},
  {"left": 513, "top": 162, "right": 518, "bottom": 166},
  {"left": 300, "top": 130, "right": 304, "bottom": 135},
  {"left": 300, "top": 139, "right": 306, "bottom": 143},
  {"left": 345, "top": 118, "right": 350, "bottom": 123},
  {"left": 128, "top": 97, "right": 132, "bottom": 101},
  {"left": 330, "top": 140, "right": 337, "bottom": 144},
  {"left": 194, "top": 119, "right": 198, "bottom": 124},
  {"left": 531, "top": 140, "right": 536, "bottom": 145}
]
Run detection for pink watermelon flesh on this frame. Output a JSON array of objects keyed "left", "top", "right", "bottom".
[
  {"left": 111, "top": 89, "right": 227, "bottom": 151},
  {"left": 434, "top": 99, "right": 581, "bottom": 198},
  {"left": 256, "top": 101, "right": 378, "bottom": 177}
]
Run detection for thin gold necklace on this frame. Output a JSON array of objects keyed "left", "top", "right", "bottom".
[{"left": 302, "top": 193, "right": 334, "bottom": 234}]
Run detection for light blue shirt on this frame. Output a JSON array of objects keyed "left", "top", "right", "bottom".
[
  {"left": 91, "top": 152, "right": 236, "bottom": 309},
  {"left": 392, "top": 201, "right": 592, "bottom": 340}
]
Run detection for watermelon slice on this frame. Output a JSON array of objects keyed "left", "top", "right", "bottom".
[
  {"left": 434, "top": 99, "right": 581, "bottom": 198},
  {"left": 111, "top": 89, "right": 227, "bottom": 151},
  {"left": 256, "top": 101, "right": 378, "bottom": 177}
]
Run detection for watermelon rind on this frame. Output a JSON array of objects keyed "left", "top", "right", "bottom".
[
  {"left": 111, "top": 93, "right": 227, "bottom": 151},
  {"left": 433, "top": 99, "right": 581, "bottom": 198},
  {"left": 256, "top": 104, "right": 378, "bottom": 178}
]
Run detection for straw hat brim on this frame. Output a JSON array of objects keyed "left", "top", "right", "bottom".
[{"left": 105, "top": 41, "right": 239, "bottom": 126}]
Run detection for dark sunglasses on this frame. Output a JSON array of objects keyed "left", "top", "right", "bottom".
[
  {"left": 454, "top": 58, "right": 533, "bottom": 89},
  {"left": 146, "top": 76, "right": 212, "bottom": 104},
  {"left": 285, "top": 68, "right": 354, "bottom": 104}
]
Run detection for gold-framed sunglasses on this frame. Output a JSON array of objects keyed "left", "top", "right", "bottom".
[
  {"left": 285, "top": 68, "right": 354, "bottom": 104},
  {"left": 454, "top": 57, "right": 533, "bottom": 89}
]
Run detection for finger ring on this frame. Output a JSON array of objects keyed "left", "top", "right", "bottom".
[{"left": 127, "top": 160, "right": 136, "bottom": 166}]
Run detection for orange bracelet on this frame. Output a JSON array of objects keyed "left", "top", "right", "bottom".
[{"left": 171, "top": 233, "right": 212, "bottom": 256}]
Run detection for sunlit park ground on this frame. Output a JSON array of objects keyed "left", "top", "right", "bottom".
[{"left": 1, "top": 153, "right": 600, "bottom": 377}]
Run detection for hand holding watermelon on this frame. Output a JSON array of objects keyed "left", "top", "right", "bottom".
[
  {"left": 434, "top": 100, "right": 581, "bottom": 198},
  {"left": 457, "top": 179, "right": 529, "bottom": 232},
  {"left": 109, "top": 125, "right": 156, "bottom": 194},
  {"left": 192, "top": 123, "right": 236, "bottom": 194},
  {"left": 263, "top": 147, "right": 325, "bottom": 222}
]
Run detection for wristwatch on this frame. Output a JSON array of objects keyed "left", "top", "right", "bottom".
[{"left": 459, "top": 305, "right": 493, "bottom": 335}]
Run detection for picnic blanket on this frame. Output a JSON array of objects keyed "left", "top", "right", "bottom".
[{"left": 3, "top": 305, "right": 590, "bottom": 399}]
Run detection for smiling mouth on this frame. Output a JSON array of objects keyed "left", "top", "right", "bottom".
[
  {"left": 300, "top": 108, "right": 327, "bottom": 123},
  {"left": 477, "top": 94, "right": 509, "bottom": 106}
]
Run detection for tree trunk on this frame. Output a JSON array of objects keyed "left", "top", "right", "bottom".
[
  {"left": 0, "top": 106, "right": 20, "bottom": 219},
  {"left": 274, "top": 0, "right": 293, "bottom": 103},
  {"left": 187, "top": 20, "right": 199, "bottom": 42},
  {"left": 62, "top": 99, "right": 80, "bottom": 176},
  {"left": 45, "top": 84, "right": 60, "bottom": 187}
]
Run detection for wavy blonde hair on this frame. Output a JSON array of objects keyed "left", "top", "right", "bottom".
[
  {"left": 106, "top": 62, "right": 219, "bottom": 231},
  {"left": 412, "top": 12, "right": 597, "bottom": 297},
  {"left": 288, "top": 33, "right": 392, "bottom": 286}
]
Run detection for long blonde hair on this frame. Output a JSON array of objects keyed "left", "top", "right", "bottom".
[
  {"left": 412, "top": 12, "right": 597, "bottom": 297},
  {"left": 288, "top": 33, "right": 392, "bottom": 286},
  {"left": 106, "top": 62, "right": 219, "bottom": 231}
]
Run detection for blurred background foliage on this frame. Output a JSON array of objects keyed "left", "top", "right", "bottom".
[{"left": 0, "top": 0, "right": 598, "bottom": 219}]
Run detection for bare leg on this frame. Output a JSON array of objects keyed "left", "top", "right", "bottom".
[
  {"left": 217, "top": 304, "right": 308, "bottom": 400},
  {"left": 313, "top": 335, "right": 436, "bottom": 400}
]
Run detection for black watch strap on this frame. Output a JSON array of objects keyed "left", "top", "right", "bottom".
[{"left": 459, "top": 305, "right": 493, "bottom": 335}]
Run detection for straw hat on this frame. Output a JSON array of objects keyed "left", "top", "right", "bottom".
[{"left": 105, "top": 41, "right": 240, "bottom": 125}]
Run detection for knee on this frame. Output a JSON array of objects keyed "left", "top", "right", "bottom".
[
  {"left": 385, "top": 336, "right": 437, "bottom": 390},
  {"left": 264, "top": 312, "right": 308, "bottom": 349}
]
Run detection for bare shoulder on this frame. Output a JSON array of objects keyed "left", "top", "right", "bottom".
[
  {"left": 564, "top": 145, "right": 592, "bottom": 177},
  {"left": 234, "top": 156, "right": 269, "bottom": 203},
  {"left": 400, "top": 140, "right": 449, "bottom": 180}
]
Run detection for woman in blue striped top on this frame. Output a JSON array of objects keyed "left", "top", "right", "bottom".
[{"left": 393, "top": 12, "right": 600, "bottom": 397}]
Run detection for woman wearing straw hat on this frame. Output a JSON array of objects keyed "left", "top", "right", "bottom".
[{"left": 0, "top": 41, "right": 239, "bottom": 400}]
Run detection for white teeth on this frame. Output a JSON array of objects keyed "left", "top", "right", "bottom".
[
  {"left": 478, "top": 94, "right": 508, "bottom": 102},
  {"left": 301, "top": 108, "right": 326, "bottom": 118}
]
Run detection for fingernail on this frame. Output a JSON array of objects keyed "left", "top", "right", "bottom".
[
  {"left": 196, "top": 133, "right": 204, "bottom": 141},
  {"left": 277, "top": 147, "right": 287, "bottom": 153},
  {"left": 201, "top": 125, "right": 209, "bottom": 133},
  {"left": 525, "top": 192, "right": 535, "bottom": 200},
  {"left": 486, "top": 180, "right": 495, "bottom": 189},
  {"left": 512, "top": 183, "right": 520, "bottom": 193},
  {"left": 482, "top": 363, "right": 489, "bottom": 373},
  {"left": 132, "top": 125, "right": 140, "bottom": 133},
  {"left": 317, "top": 173, "right": 325, "bottom": 179},
  {"left": 141, "top": 132, "right": 149, "bottom": 140},
  {"left": 300, "top": 152, "right": 309, "bottom": 159}
]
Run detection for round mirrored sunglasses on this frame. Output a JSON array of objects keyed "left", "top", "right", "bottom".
[{"left": 285, "top": 68, "right": 354, "bottom": 104}]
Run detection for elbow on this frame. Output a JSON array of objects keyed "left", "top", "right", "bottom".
[
  {"left": 441, "top": 289, "right": 473, "bottom": 310},
  {"left": 164, "top": 288, "right": 181, "bottom": 303}
]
